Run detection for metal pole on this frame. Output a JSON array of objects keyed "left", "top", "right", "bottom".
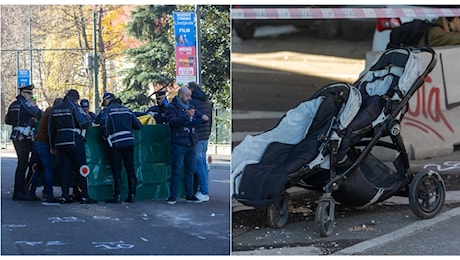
[
  {"left": 195, "top": 5, "right": 202, "bottom": 85},
  {"left": 16, "top": 51, "right": 19, "bottom": 95},
  {"left": 93, "top": 11, "right": 99, "bottom": 113},
  {"left": 29, "top": 6, "right": 33, "bottom": 83}
]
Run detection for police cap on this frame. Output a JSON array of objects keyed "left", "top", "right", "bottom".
[
  {"left": 18, "top": 84, "right": 34, "bottom": 92},
  {"left": 80, "top": 99, "right": 90, "bottom": 109}
]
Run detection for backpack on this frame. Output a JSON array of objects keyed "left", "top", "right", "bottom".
[{"left": 386, "top": 19, "right": 440, "bottom": 49}]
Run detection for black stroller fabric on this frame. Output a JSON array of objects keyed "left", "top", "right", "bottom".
[
  {"left": 337, "top": 91, "right": 384, "bottom": 160},
  {"left": 332, "top": 151, "right": 408, "bottom": 207},
  {"left": 337, "top": 51, "right": 410, "bottom": 160},
  {"left": 236, "top": 92, "right": 344, "bottom": 208}
]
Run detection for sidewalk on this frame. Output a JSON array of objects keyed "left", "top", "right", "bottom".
[{"left": 208, "top": 153, "right": 230, "bottom": 170}]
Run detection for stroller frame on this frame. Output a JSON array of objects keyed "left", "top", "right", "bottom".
[
  {"left": 269, "top": 47, "right": 445, "bottom": 236},
  {"left": 233, "top": 47, "right": 446, "bottom": 237}
]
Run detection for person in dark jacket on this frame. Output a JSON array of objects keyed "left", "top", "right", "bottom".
[
  {"left": 165, "top": 86, "right": 209, "bottom": 204},
  {"left": 5, "top": 84, "right": 43, "bottom": 201},
  {"left": 48, "top": 89, "right": 97, "bottom": 204},
  {"left": 28, "top": 97, "right": 64, "bottom": 204},
  {"left": 80, "top": 99, "right": 97, "bottom": 123},
  {"left": 146, "top": 90, "right": 169, "bottom": 124},
  {"left": 419, "top": 16, "right": 460, "bottom": 47},
  {"left": 95, "top": 92, "right": 142, "bottom": 203},
  {"left": 187, "top": 82, "right": 212, "bottom": 202}
]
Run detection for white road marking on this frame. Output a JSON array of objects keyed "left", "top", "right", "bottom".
[{"left": 335, "top": 207, "right": 460, "bottom": 255}]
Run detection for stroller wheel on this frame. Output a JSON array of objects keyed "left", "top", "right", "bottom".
[
  {"left": 267, "top": 192, "right": 289, "bottom": 229},
  {"left": 316, "top": 199, "right": 335, "bottom": 237},
  {"left": 409, "top": 170, "right": 445, "bottom": 219}
]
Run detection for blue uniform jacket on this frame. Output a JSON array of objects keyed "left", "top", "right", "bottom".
[
  {"left": 5, "top": 95, "right": 43, "bottom": 140},
  {"left": 94, "top": 100, "right": 142, "bottom": 148},
  {"left": 48, "top": 98, "right": 91, "bottom": 148}
]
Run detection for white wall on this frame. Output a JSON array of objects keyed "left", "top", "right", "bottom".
[{"left": 366, "top": 46, "right": 460, "bottom": 160}]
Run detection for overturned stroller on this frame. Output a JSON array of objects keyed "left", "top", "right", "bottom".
[{"left": 231, "top": 47, "right": 445, "bottom": 237}]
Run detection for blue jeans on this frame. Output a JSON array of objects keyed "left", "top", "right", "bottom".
[
  {"left": 170, "top": 143, "right": 197, "bottom": 198},
  {"left": 32, "top": 141, "right": 55, "bottom": 198},
  {"left": 195, "top": 140, "right": 209, "bottom": 195}
]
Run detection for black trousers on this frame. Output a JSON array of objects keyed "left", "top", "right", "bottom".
[
  {"left": 57, "top": 142, "right": 89, "bottom": 199},
  {"left": 107, "top": 145, "right": 137, "bottom": 195},
  {"left": 12, "top": 139, "right": 33, "bottom": 196}
]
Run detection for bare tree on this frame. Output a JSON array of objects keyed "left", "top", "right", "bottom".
[{"left": 1, "top": 5, "right": 44, "bottom": 121}]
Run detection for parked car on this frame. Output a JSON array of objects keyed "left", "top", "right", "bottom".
[
  {"left": 233, "top": 18, "right": 342, "bottom": 40},
  {"left": 372, "top": 17, "right": 420, "bottom": 51},
  {"left": 232, "top": 5, "right": 375, "bottom": 41}
]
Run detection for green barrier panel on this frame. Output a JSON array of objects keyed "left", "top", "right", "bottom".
[
  {"left": 35, "top": 124, "right": 187, "bottom": 201},
  {"left": 84, "top": 124, "right": 186, "bottom": 202}
]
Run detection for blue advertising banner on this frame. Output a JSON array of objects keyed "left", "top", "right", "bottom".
[
  {"left": 174, "top": 12, "right": 197, "bottom": 85},
  {"left": 174, "top": 12, "right": 195, "bottom": 47}
]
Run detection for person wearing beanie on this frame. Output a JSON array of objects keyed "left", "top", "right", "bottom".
[{"left": 48, "top": 89, "right": 97, "bottom": 204}]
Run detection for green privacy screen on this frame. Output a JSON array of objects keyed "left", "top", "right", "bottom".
[{"left": 85, "top": 124, "right": 185, "bottom": 201}]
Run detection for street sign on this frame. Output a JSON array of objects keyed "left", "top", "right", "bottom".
[{"left": 17, "top": 70, "right": 31, "bottom": 87}]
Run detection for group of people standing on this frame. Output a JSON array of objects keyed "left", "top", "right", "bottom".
[{"left": 5, "top": 81, "right": 213, "bottom": 205}]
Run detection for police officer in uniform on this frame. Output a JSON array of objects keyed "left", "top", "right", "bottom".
[
  {"left": 80, "top": 98, "right": 96, "bottom": 123},
  {"left": 5, "top": 84, "right": 43, "bottom": 201},
  {"left": 146, "top": 90, "right": 169, "bottom": 124},
  {"left": 48, "top": 89, "right": 97, "bottom": 204},
  {"left": 95, "top": 93, "right": 142, "bottom": 203}
]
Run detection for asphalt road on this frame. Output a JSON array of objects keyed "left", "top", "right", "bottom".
[
  {"left": 232, "top": 24, "right": 374, "bottom": 148},
  {"left": 1, "top": 152, "right": 231, "bottom": 255}
]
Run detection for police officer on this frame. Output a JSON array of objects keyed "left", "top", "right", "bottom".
[
  {"left": 48, "top": 89, "right": 97, "bottom": 204},
  {"left": 146, "top": 90, "right": 169, "bottom": 124},
  {"left": 5, "top": 84, "right": 43, "bottom": 201},
  {"left": 95, "top": 93, "right": 142, "bottom": 203},
  {"left": 80, "top": 98, "right": 96, "bottom": 123}
]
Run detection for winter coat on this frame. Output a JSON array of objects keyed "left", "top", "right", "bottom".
[
  {"left": 5, "top": 95, "right": 43, "bottom": 141},
  {"left": 166, "top": 96, "right": 205, "bottom": 147},
  {"left": 94, "top": 100, "right": 142, "bottom": 148},
  {"left": 48, "top": 97, "right": 91, "bottom": 148},
  {"left": 190, "top": 86, "right": 212, "bottom": 141},
  {"left": 419, "top": 17, "right": 460, "bottom": 47}
]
